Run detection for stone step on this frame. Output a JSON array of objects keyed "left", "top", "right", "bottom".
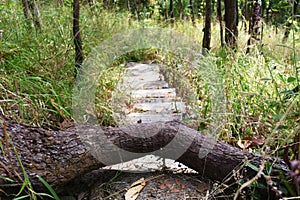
[
  {"left": 121, "top": 80, "right": 168, "bottom": 90},
  {"left": 126, "top": 62, "right": 160, "bottom": 73},
  {"left": 133, "top": 101, "right": 186, "bottom": 113},
  {"left": 141, "top": 80, "right": 169, "bottom": 89},
  {"left": 107, "top": 62, "right": 195, "bottom": 173},
  {"left": 135, "top": 97, "right": 182, "bottom": 103},
  {"left": 123, "top": 73, "right": 162, "bottom": 86},
  {"left": 131, "top": 88, "right": 176, "bottom": 99},
  {"left": 126, "top": 112, "right": 183, "bottom": 124},
  {"left": 122, "top": 63, "right": 166, "bottom": 90}
]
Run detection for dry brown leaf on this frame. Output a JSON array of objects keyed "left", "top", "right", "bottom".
[
  {"left": 166, "top": 183, "right": 173, "bottom": 188},
  {"left": 159, "top": 184, "right": 166, "bottom": 189},
  {"left": 252, "top": 135, "right": 265, "bottom": 145},
  {"left": 175, "top": 178, "right": 186, "bottom": 189},
  {"left": 170, "top": 188, "right": 180, "bottom": 193},
  {"left": 197, "top": 183, "right": 211, "bottom": 192},
  {"left": 125, "top": 178, "right": 146, "bottom": 200},
  {"left": 237, "top": 137, "right": 252, "bottom": 151}
]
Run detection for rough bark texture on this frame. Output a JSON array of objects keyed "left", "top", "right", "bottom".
[
  {"left": 21, "top": 0, "right": 33, "bottom": 28},
  {"left": 189, "top": 0, "right": 195, "bottom": 25},
  {"left": 217, "top": 0, "right": 224, "bottom": 47},
  {"left": 247, "top": 0, "right": 262, "bottom": 53},
  {"left": 0, "top": 117, "right": 291, "bottom": 196},
  {"left": 87, "top": 0, "right": 95, "bottom": 6},
  {"left": 178, "top": 0, "right": 184, "bottom": 20},
  {"left": 73, "top": 0, "right": 83, "bottom": 75},
  {"left": 202, "top": 0, "right": 212, "bottom": 52},
  {"left": 224, "top": 0, "right": 238, "bottom": 49},
  {"left": 21, "top": 0, "right": 42, "bottom": 30},
  {"left": 30, "top": 0, "right": 42, "bottom": 30},
  {"left": 169, "top": 0, "right": 174, "bottom": 22},
  {"left": 283, "top": 0, "right": 299, "bottom": 43}
]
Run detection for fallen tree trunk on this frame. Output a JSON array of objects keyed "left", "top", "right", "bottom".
[{"left": 0, "top": 118, "right": 290, "bottom": 193}]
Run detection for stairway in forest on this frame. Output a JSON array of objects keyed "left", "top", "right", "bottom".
[
  {"left": 118, "top": 62, "right": 186, "bottom": 124},
  {"left": 105, "top": 62, "right": 195, "bottom": 173}
]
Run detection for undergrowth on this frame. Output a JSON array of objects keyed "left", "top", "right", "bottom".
[{"left": 0, "top": 1, "right": 299, "bottom": 198}]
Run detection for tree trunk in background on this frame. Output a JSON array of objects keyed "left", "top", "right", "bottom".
[
  {"left": 87, "top": 0, "right": 95, "bottom": 6},
  {"left": 217, "top": 0, "right": 224, "bottom": 47},
  {"left": 224, "top": 0, "right": 238, "bottom": 49},
  {"left": 247, "top": 0, "right": 262, "bottom": 53},
  {"left": 261, "top": 0, "right": 267, "bottom": 18},
  {"left": 29, "top": 0, "right": 42, "bottom": 30},
  {"left": 73, "top": 0, "right": 83, "bottom": 76},
  {"left": 242, "top": 0, "right": 249, "bottom": 32},
  {"left": 202, "top": 0, "right": 212, "bottom": 53},
  {"left": 165, "top": 4, "right": 169, "bottom": 20},
  {"left": 104, "top": 0, "right": 112, "bottom": 9},
  {"left": 56, "top": 0, "right": 64, "bottom": 6},
  {"left": 0, "top": 119, "right": 290, "bottom": 194},
  {"left": 127, "top": 0, "right": 131, "bottom": 11},
  {"left": 266, "top": 0, "right": 272, "bottom": 22},
  {"left": 21, "top": 0, "right": 34, "bottom": 28},
  {"left": 133, "top": 0, "right": 141, "bottom": 20},
  {"left": 189, "top": 0, "right": 195, "bottom": 25},
  {"left": 178, "top": 0, "right": 184, "bottom": 20},
  {"left": 21, "top": 0, "right": 42, "bottom": 30},
  {"left": 169, "top": 0, "right": 174, "bottom": 22},
  {"left": 283, "top": 0, "right": 299, "bottom": 43}
]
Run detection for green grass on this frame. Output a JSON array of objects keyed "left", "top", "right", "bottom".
[
  {"left": 1, "top": 0, "right": 299, "bottom": 154},
  {"left": 0, "top": 1, "right": 299, "bottom": 198}
]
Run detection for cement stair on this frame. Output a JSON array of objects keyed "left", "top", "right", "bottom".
[
  {"left": 105, "top": 62, "right": 195, "bottom": 173},
  {"left": 119, "top": 62, "right": 186, "bottom": 124}
]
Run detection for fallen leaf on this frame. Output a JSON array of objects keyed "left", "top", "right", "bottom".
[
  {"left": 197, "top": 183, "right": 211, "bottom": 192},
  {"left": 175, "top": 178, "right": 186, "bottom": 189},
  {"left": 125, "top": 178, "right": 146, "bottom": 200},
  {"left": 237, "top": 137, "right": 252, "bottom": 151},
  {"left": 252, "top": 135, "right": 265, "bottom": 145},
  {"left": 130, "top": 177, "right": 146, "bottom": 187},
  {"left": 170, "top": 188, "right": 180, "bottom": 193},
  {"left": 175, "top": 178, "right": 181, "bottom": 185},
  {"left": 159, "top": 184, "right": 166, "bottom": 189},
  {"left": 166, "top": 183, "right": 173, "bottom": 188}
]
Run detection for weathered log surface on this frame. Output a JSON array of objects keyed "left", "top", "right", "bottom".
[{"left": 0, "top": 118, "right": 290, "bottom": 193}]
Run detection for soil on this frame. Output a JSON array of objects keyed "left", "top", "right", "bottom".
[{"left": 75, "top": 170, "right": 213, "bottom": 200}]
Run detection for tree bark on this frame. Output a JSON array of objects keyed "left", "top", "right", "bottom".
[
  {"left": 87, "top": 0, "right": 95, "bottom": 7},
  {"left": 217, "top": 0, "right": 224, "bottom": 47},
  {"left": 0, "top": 118, "right": 290, "bottom": 195},
  {"left": 178, "top": 0, "right": 184, "bottom": 20},
  {"left": 56, "top": 0, "right": 64, "bottom": 6},
  {"left": 21, "top": 0, "right": 42, "bottom": 30},
  {"left": 169, "top": 0, "right": 174, "bottom": 22},
  {"left": 29, "top": 0, "right": 42, "bottom": 30},
  {"left": 224, "top": 0, "right": 238, "bottom": 49},
  {"left": 189, "top": 0, "right": 195, "bottom": 25},
  {"left": 202, "top": 0, "right": 212, "bottom": 52},
  {"left": 127, "top": 0, "right": 131, "bottom": 11},
  {"left": 73, "top": 0, "right": 83, "bottom": 76},
  {"left": 247, "top": 0, "right": 262, "bottom": 54},
  {"left": 283, "top": 0, "right": 299, "bottom": 43},
  {"left": 21, "top": 0, "right": 34, "bottom": 28}
]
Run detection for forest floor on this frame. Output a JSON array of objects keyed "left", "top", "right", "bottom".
[{"left": 85, "top": 170, "right": 212, "bottom": 200}]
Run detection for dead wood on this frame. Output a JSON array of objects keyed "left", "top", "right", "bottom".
[{"left": 0, "top": 118, "right": 290, "bottom": 194}]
